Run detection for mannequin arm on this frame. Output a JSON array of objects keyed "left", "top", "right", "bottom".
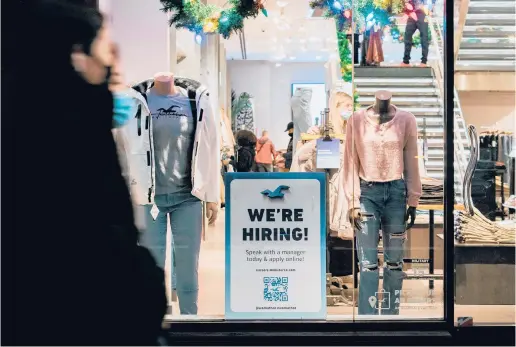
[
  {"left": 343, "top": 115, "right": 361, "bottom": 208},
  {"left": 403, "top": 115, "right": 422, "bottom": 207},
  {"left": 198, "top": 91, "right": 220, "bottom": 228}
]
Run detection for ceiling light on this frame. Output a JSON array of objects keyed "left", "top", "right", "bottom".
[
  {"left": 289, "top": 56, "right": 296, "bottom": 60},
  {"left": 316, "top": 55, "right": 322, "bottom": 60},
  {"left": 275, "top": 63, "right": 282, "bottom": 67},
  {"left": 276, "top": 0, "right": 289, "bottom": 7}
]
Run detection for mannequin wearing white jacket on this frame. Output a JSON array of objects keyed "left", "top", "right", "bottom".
[{"left": 119, "top": 73, "right": 220, "bottom": 316}]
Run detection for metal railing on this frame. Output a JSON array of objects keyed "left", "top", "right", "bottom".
[{"left": 428, "top": 14, "right": 471, "bottom": 203}]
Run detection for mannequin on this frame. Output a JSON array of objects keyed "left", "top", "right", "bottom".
[
  {"left": 291, "top": 87, "right": 313, "bottom": 155},
  {"left": 124, "top": 72, "right": 220, "bottom": 315},
  {"left": 344, "top": 90, "right": 421, "bottom": 315}
]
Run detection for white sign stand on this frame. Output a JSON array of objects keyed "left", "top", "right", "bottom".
[{"left": 224, "top": 172, "right": 327, "bottom": 320}]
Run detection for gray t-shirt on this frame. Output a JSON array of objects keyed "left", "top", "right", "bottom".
[{"left": 147, "top": 89, "right": 195, "bottom": 195}]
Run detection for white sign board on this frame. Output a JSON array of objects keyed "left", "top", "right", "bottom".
[{"left": 225, "top": 172, "right": 327, "bottom": 320}]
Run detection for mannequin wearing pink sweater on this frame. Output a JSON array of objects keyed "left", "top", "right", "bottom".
[{"left": 343, "top": 92, "right": 422, "bottom": 315}]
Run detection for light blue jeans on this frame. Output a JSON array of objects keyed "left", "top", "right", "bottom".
[
  {"left": 357, "top": 179, "right": 407, "bottom": 315},
  {"left": 141, "top": 191, "right": 202, "bottom": 315}
]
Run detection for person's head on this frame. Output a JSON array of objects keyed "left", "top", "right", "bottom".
[
  {"left": 336, "top": 92, "right": 354, "bottom": 114},
  {"left": 262, "top": 130, "right": 269, "bottom": 137},
  {"left": 23, "top": 1, "right": 115, "bottom": 85},
  {"left": 329, "top": 91, "right": 353, "bottom": 133},
  {"left": 285, "top": 122, "right": 294, "bottom": 137},
  {"left": 236, "top": 130, "right": 257, "bottom": 147}
]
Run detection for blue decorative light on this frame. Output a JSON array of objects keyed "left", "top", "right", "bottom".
[
  {"left": 195, "top": 34, "right": 203, "bottom": 44},
  {"left": 220, "top": 16, "right": 228, "bottom": 23},
  {"left": 332, "top": 0, "right": 343, "bottom": 10}
]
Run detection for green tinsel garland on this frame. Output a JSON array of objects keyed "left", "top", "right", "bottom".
[
  {"left": 160, "top": 0, "right": 266, "bottom": 39},
  {"left": 337, "top": 30, "right": 353, "bottom": 82}
]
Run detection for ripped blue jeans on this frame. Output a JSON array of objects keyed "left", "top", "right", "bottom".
[{"left": 356, "top": 179, "right": 407, "bottom": 315}]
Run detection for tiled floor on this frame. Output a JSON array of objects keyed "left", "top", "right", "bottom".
[{"left": 165, "top": 208, "right": 515, "bottom": 324}]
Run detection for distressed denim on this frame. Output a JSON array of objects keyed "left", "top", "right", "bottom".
[
  {"left": 356, "top": 179, "right": 407, "bottom": 315},
  {"left": 141, "top": 191, "right": 202, "bottom": 315}
]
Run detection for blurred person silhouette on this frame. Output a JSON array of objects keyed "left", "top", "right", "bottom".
[
  {"left": 230, "top": 130, "right": 257, "bottom": 172},
  {"left": 255, "top": 130, "right": 277, "bottom": 172},
  {"left": 5, "top": 1, "right": 167, "bottom": 345}
]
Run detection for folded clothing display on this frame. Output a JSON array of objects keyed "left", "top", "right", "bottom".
[
  {"left": 420, "top": 177, "right": 444, "bottom": 205},
  {"left": 454, "top": 207, "right": 516, "bottom": 244}
]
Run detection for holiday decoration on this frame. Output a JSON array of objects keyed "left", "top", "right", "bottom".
[
  {"left": 160, "top": 0, "right": 267, "bottom": 39},
  {"left": 337, "top": 30, "right": 353, "bottom": 82},
  {"left": 310, "top": 0, "right": 399, "bottom": 32}
]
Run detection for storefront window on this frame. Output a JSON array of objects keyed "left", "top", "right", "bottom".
[
  {"left": 452, "top": 0, "right": 516, "bottom": 326},
  {"left": 100, "top": 0, "right": 514, "bottom": 326}
]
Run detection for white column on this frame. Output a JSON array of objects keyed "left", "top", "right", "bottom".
[
  {"left": 107, "top": 0, "right": 171, "bottom": 84},
  {"left": 175, "top": 30, "right": 201, "bottom": 80},
  {"left": 200, "top": 34, "right": 221, "bottom": 112},
  {"left": 169, "top": 25, "right": 177, "bottom": 72}
]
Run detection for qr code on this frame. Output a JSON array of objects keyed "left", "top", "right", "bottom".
[{"left": 263, "top": 277, "right": 289, "bottom": 302}]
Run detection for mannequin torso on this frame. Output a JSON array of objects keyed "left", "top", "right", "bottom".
[{"left": 148, "top": 72, "right": 195, "bottom": 195}]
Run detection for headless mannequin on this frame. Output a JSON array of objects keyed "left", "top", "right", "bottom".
[
  {"left": 151, "top": 71, "right": 218, "bottom": 222},
  {"left": 142, "top": 71, "right": 219, "bottom": 315},
  {"left": 349, "top": 90, "right": 417, "bottom": 230}
]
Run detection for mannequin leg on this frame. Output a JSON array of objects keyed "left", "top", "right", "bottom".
[
  {"left": 403, "top": 18, "right": 417, "bottom": 64},
  {"left": 356, "top": 182, "right": 382, "bottom": 315},
  {"left": 141, "top": 205, "right": 177, "bottom": 297},
  {"left": 380, "top": 179, "right": 408, "bottom": 315},
  {"left": 141, "top": 205, "right": 168, "bottom": 270},
  {"left": 167, "top": 191, "right": 203, "bottom": 315}
]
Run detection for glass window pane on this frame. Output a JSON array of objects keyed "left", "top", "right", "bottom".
[{"left": 349, "top": 0, "right": 445, "bottom": 320}]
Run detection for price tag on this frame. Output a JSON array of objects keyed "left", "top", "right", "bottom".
[{"left": 150, "top": 204, "right": 159, "bottom": 220}]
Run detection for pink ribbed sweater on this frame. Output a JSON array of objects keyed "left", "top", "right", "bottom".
[{"left": 343, "top": 106, "right": 422, "bottom": 208}]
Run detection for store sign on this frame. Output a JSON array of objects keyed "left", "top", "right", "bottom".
[
  {"left": 316, "top": 138, "right": 340, "bottom": 169},
  {"left": 224, "top": 172, "right": 327, "bottom": 320}
]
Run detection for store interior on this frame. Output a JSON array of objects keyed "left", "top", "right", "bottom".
[{"left": 101, "top": 0, "right": 515, "bottom": 324}]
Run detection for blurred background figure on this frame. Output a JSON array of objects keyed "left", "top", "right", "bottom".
[
  {"left": 4, "top": 1, "right": 167, "bottom": 345},
  {"left": 284, "top": 121, "right": 295, "bottom": 170},
  {"left": 255, "top": 130, "right": 277, "bottom": 172},
  {"left": 230, "top": 130, "right": 257, "bottom": 172}
]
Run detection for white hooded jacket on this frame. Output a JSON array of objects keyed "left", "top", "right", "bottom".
[{"left": 114, "top": 77, "right": 220, "bottom": 206}]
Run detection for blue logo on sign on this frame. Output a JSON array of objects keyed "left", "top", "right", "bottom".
[{"left": 261, "top": 185, "right": 290, "bottom": 199}]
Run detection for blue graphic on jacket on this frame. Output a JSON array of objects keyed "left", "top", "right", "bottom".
[
  {"left": 112, "top": 91, "right": 136, "bottom": 128},
  {"left": 261, "top": 185, "right": 290, "bottom": 199}
]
